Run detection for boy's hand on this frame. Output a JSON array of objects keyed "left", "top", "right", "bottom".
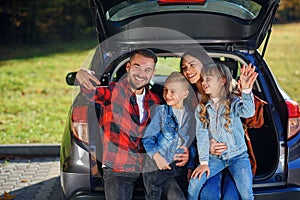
[
  {"left": 191, "top": 164, "right": 210, "bottom": 179},
  {"left": 173, "top": 146, "right": 189, "bottom": 166},
  {"left": 238, "top": 63, "right": 258, "bottom": 91},
  {"left": 153, "top": 152, "right": 171, "bottom": 170}
]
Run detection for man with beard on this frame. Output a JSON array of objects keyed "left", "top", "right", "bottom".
[{"left": 77, "top": 49, "right": 189, "bottom": 200}]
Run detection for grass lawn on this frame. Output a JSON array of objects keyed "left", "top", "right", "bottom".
[
  {"left": 261, "top": 23, "right": 300, "bottom": 103},
  {"left": 0, "top": 39, "right": 98, "bottom": 144},
  {"left": 0, "top": 23, "right": 299, "bottom": 144}
]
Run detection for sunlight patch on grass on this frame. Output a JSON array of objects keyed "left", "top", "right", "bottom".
[{"left": 0, "top": 40, "right": 97, "bottom": 144}]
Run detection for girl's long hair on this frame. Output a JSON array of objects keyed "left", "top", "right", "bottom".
[{"left": 199, "top": 63, "right": 235, "bottom": 131}]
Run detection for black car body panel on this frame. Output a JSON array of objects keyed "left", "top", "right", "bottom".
[{"left": 90, "top": 0, "right": 279, "bottom": 50}]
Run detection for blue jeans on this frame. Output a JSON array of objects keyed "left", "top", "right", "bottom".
[
  {"left": 188, "top": 152, "right": 253, "bottom": 200},
  {"left": 222, "top": 170, "right": 241, "bottom": 200},
  {"left": 199, "top": 172, "right": 222, "bottom": 200},
  {"left": 200, "top": 170, "right": 240, "bottom": 200},
  {"left": 102, "top": 167, "right": 141, "bottom": 200}
]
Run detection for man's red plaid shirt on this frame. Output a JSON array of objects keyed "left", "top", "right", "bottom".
[{"left": 81, "top": 75, "right": 161, "bottom": 172}]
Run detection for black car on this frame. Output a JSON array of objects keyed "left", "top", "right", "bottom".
[{"left": 60, "top": 0, "right": 300, "bottom": 199}]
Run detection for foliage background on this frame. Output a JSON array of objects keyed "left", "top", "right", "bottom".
[
  {"left": 276, "top": 0, "right": 300, "bottom": 23},
  {"left": 0, "top": 0, "right": 93, "bottom": 45},
  {"left": 0, "top": 0, "right": 300, "bottom": 45}
]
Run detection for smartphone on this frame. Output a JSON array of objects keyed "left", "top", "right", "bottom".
[{"left": 98, "top": 73, "right": 110, "bottom": 87}]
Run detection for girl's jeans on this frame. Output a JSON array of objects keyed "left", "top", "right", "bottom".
[
  {"left": 200, "top": 169, "right": 240, "bottom": 200},
  {"left": 188, "top": 152, "right": 253, "bottom": 200}
]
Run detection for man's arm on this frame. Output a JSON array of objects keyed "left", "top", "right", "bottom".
[{"left": 76, "top": 69, "right": 100, "bottom": 90}]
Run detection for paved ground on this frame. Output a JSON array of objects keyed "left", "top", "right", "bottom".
[{"left": 0, "top": 156, "right": 61, "bottom": 200}]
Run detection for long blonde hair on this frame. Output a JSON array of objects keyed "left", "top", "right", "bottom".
[{"left": 199, "top": 63, "right": 235, "bottom": 131}]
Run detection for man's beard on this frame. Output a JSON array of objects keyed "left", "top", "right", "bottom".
[
  {"left": 129, "top": 75, "right": 148, "bottom": 90},
  {"left": 129, "top": 80, "right": 147, "bottom": 91}
]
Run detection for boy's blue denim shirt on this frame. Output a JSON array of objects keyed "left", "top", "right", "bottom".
[
  {"left": 195, "top": 92, "right": 255, "bottom": 163},
  {"left": 142, "top": 104, "right": 196, "bottom": 167}
]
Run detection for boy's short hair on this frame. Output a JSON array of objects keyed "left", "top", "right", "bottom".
[{"left": 165, "top": 72, "right": 189, "bottom": 90}]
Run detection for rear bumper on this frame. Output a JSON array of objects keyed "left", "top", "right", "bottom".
[
  {"left": 63, "top": 185, "right": 300, "bottom": 200},
  {"left": 61, "top": 171, "right": 91, "bottom": 200},
  {"left": 65, "top": 188, "right": 145, "bottom": 200},
  {"left": 254, "top": 186, "right": 300, "bottom": 200},
  {"left": 69, "top": 191, "right": 105, "bottom": 200}
]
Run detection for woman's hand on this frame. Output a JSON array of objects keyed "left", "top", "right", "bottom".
[
  {"left": 191, "top": 165, "right": 210, "bottom": 179},
  {"left": 238, "top": 63, "right": 258, "bottom": 91},
  {"left": 210, "top": 139, "right": 227, "bottom": 156},
  {"left": 153, "top": 152, "right": 171, "bottom": 170},
  {"left": 173, "top": 146, "right": 189, "bottom": 167},
  {"left": 76, "top": 69, "right": 100, "bottom": 90}
]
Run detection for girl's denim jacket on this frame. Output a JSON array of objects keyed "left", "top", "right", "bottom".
[
  {"left": 142, "top": 104, "right": 196, "bottom": 168},
  {"left": 195, "top": 92, "right": 255, "bottom": 163}
]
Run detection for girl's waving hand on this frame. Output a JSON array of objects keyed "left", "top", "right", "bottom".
[{"left": 238, "top": 63, "right": 258, "bottom": 91}]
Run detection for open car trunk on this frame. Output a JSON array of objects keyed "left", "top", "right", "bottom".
[
  {"left": 248, "top": 101, "right": 279, "bottom": 179},
  {"left": 85, "top": 48, "right": 280, "bottom": 193}
]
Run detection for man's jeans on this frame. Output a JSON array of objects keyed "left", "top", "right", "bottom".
[
  {"left": 188, "top": 152, "right": 253, "bottom": 200},
  {"left": 103, "top": 167, "right": 141, "bottom": 200},
  {"left": 143, "top": 162, "right": 186, "bottom": 200}
]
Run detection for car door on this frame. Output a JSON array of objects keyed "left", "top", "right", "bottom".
[{"left": 89, "top": 0, "right": 280, "bottom": 52}]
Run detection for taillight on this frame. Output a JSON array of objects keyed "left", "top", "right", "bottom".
[
  {"left": 71, "top": 106, "right": 89, "bottom": 144},
  {"left": 286, "top": 100, "right": 300, "bottom": 140}
]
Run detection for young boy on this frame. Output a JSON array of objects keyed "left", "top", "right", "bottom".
[{"left": 142, "top": 72, "right": 196, "bottom": 200}]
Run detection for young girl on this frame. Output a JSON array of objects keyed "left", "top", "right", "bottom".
[
  {"left": 187, "top": 63, "right": 258, "bottom": 200},
  {"left": 180, "top": 48, "right": 241, "bottom": 199}
]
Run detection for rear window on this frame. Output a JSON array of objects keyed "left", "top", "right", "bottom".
[
  {"left": 107, "top": 0, "right": 262, "bottom": 21},
  {"left": 156, "top": 57, "right": 180, "bottom": 75},
  {"left": 134, "top": 55, "right": 244, "bottom": 88}
]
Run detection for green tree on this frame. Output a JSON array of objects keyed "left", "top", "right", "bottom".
[
  {"left": 0, "top": 0, "right": 93, "bottom": 45},
  {"left": 276, "top": 0, "right": 300, "bottom": 23}
]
